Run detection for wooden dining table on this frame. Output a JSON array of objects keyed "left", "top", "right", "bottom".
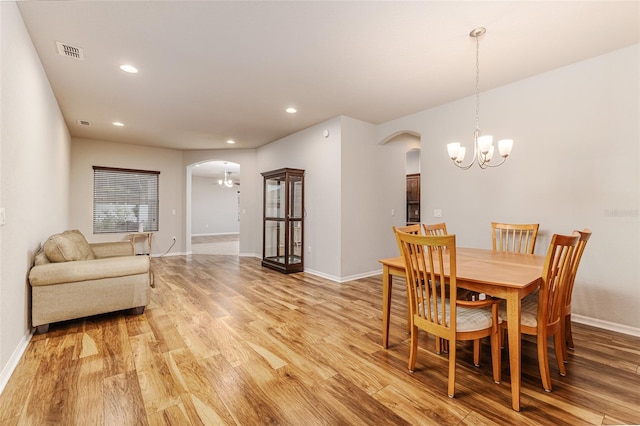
[{"left": 379, "top": 247, "right": 546, "bottom": 412}]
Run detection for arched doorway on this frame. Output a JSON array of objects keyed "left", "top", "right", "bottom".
[
  {"left": 379, "top": 131, "right": 422, "bottom": 225},
  {"left": 189, "top": 160, "right": 241, "bottom": 255}
]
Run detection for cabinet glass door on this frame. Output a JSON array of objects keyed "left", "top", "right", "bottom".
[{"left": 265, "top": 177, "right": 285, "bottom": 219}]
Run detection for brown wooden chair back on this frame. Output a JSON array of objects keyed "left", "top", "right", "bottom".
[
  {"left": 396, "top": 232, "right": 456, "bottom": 340},
  {"left": 423, "top": 222, "right": 448, "bottom": 236},
  {"left": 538, "top": 233, "right": 578, "bottom": 331},
  {"left": 563, "top": 228, "right": 592, "bottom": 353},
  {"left": 392, "top": 224, "right": 421, "bottom": 255},
  {"left": 564, "top": 229, "right": 592, "bottom": 316},
  {"left": 491, "top": 222, "right": 539, "bottom": 254}
]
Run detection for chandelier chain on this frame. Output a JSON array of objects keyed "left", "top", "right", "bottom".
[{"left": 475, "top": 34, "right": 480, "bottom": 134}]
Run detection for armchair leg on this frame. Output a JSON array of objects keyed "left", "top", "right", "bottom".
[
  {"left": 131, "top": 306, "right": 145, "bottom": 315},
  {"left": 35, "top": 324, "right": 49, "bottom": 334}
]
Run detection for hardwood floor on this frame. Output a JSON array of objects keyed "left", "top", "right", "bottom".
[
  {"left": 1, "top": 255, "right": 639, "bottom": 425},
  {"left": 192, "top": 235, "right": 239, "bottom": 256}
]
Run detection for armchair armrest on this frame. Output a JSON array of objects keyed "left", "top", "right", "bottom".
[
  {"left": 90, "top": 241, "right": 133, "bottom": 258},
  {"left": 29, "top": 255, "right": 149, "bottom": 286}
]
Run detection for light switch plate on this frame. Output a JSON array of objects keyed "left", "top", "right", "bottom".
[
  {"left": 0, "top": 208, "right": 5, "bottom": 225},
  {"left": 434, "top": 209, "right": 442, "bottom": 218}
]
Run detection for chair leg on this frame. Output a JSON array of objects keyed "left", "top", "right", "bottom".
[
  {"left": 560, "top": 314, "right": 569, "bottom": 364},
  {"left": 565, "top": 313, "right": 575, "bottom": 350},
  {"left": 447, "top": 340, "right": 456, "bottom": 398},
  {"left": 554, "top": 332, "right": 567, "bottom": 376},
  {"left": 537, "top": 334, "right": 552, "bottom": 392},
  {"left": 435, "top": 337, "right": 449, "bottom": 354},
  {"left": 473, "top": 339, "right": 481, "bottom": 367},
  {"left": 405, "top": 298, "right": 411, "bottom": 333},
  {"left": 490, "top": 329, "right": 501, "bottom": 384},
  {"left": 408, "top": 326, "right": 419, "bottom": 372}
]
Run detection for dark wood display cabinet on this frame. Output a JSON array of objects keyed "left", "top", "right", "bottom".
[
  {"left": 406, "top": 173, "right": 420, "bottom": 225},
  {"left": 261, "top": 168, "right": 305, "bottom": 274}
]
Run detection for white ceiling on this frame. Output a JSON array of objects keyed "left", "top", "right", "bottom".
[{"left": 17, "top": 1, "right": 640, "bottom": 154}]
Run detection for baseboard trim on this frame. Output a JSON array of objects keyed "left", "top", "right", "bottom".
[
  {"left": 239, "top": 252, "right": 260, "bottom": 258},
  {"left": 303, "top": 268, "right": 342, "bottom": 283},
  {"left": 572, "top": 314, "right": 640, "bottom": 337},
  {"left": 0, "top": 329, "right": 33, "bottom": 396},
  {"left": 152, "top": 251, "right": 187, "bottom": 258},
  {"left": 192, "top": 232, "right": 239, "bottom": 237}
]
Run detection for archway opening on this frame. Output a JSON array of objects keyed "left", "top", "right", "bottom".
[
  {"left": 380, "top": 131, "right": 422, "bottom": 225},
  {"left": 189, "top": 160, "right": 241, "bottom": 255}
]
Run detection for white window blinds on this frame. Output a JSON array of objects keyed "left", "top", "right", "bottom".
[{"left": 93, "top": 166, "right": 159, "bottom": 233}]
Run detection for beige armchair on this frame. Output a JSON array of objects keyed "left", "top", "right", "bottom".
[{"left": 28, "top": 230, "right": 151, "bottom": 333}]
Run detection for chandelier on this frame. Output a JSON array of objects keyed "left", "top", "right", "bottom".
[
  {"left": 447, "top": 27, "right": 513, "bottom": 170},
  {"left": 218, "top": 162, "right": 234, "bottom": 187}
]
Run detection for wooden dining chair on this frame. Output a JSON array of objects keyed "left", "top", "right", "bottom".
[
  {"left": 562, "top": 228, "right": 592, "bottom": 360},
  {"left": 395, "top": 231, "right": 501, "bottom": 398},
  {"left": 499, "top": 233, "right": 578, "bottom": 392},
  {"left": 423, "top": 222, "right": 447, "bottom": 236},
  {"left": 491, "top": 222, "right": 540, "bottom": 254}
]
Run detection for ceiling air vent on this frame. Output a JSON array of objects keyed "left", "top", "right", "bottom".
[
  {"left": 77, "top": 120, "right": 92, "bottom": 126},
  {"left": 56, "top": 41, "right": 84, "bottom": 60}
]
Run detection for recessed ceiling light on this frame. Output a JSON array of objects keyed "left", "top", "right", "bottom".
[
  {"left": 112, "top": 121, "right": 124, "bottom": 127},
  {"left": 226, "top": 140, "right": 235, "bottom": 144},
  {"left": 119, "top": 64, "right": 138, "bottom": 74},
  {"left": 285, "top": 107, "right": 297, "bottom": 114}
]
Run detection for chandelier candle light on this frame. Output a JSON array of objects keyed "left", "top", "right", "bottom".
[{"left": 447, "top": 27, "right": 513, "bottom": 170}]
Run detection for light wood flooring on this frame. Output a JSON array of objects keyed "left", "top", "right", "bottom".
[
  {"left": 1, "top": 255, "right": 639, "bottom": 425},
  {"left": 191, "top": 235, "right": 239, "bottom": 255}
]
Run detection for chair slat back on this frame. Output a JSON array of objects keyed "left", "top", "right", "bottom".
[
  {"left": 395, "top": 231, "right": 456, "bottom": 338},
  {"left": 564, "top": 229, "right": 592, "bottom": 310},
  {"left": 491, "top": 222, "right": 539, "bottom": 254},
  {"left": 392, "top": 224, "right": 421, "bottom": 255},
  {"left": 538, "top": 234, "right": 579, "bottom": 328},
  {"left": 423, "top": 222, "right": 448, "bottom": 236}
]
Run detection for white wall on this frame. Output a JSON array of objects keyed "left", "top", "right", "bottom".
[
  {"left": 0, "top": 2, "right": 70, "bottom": 390},
  {"left": 340, "top": 117, "right": 415, "bottom": 279},
  {"left": 376, "top": 45, "right": 640, "bottom": 332},
  {"left": 406, "top": 149, "right": 420, "bottom": 175},
  {"left": 191, "top": 176, "right": 239, "bottom": 235},
  {"left": 70, "top": 138, "right": 184, "bottom": 256},
  {"left": 256, "top": 118, "right": 343, "bottom": 279}
]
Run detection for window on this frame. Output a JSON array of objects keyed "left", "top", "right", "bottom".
[{"left": 93, "top": 166, "right": 159, "bottom": 233}]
